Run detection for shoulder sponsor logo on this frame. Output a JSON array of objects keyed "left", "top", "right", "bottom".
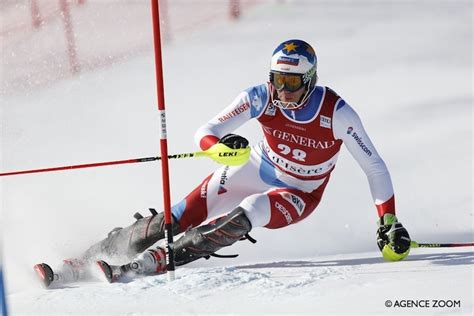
[
  {"left": 218, "top": 166, "right": 230, "bottom": 195},
  {"left": 349, "top": 130, "right": 372, "bottom": 157},
  {"left": 275, "top": 201, "right": 293, "bottom": 224},
  {"left": 280, "top": 192, "right": 306, "bottom": 216},
  {"left": 320, "top": 115, "right": 331, "bottom": 129},
  {"left": 218, "top": 102, "right": 250, "bottom": 123},
  {"left": 347, "top": 127, "right": 353, "bottom": 134}
]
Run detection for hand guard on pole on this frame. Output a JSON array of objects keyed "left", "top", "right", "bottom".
[
  {"left": 203, "top": 134, "right": 251, "bottom": 166},
  {"left": 376, "top": 214, "right": 411, "bottom": 261}
]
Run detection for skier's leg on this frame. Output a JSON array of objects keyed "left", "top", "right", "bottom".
[
  {"left": 83, "top": 157, "right": 264, "bottom": 261},
  {"left": 122, "top": 206, "right": 252, "bottom": 276},
  {"left": 84, "top": 143, "right": 266, "bottom": 261},
  {"left": 122, "top": 173, "right": 330, "bottom": 275},
  {"left": 81, "top": 209, "right": 182, "bottom": 261},
  {"left": 123, "top": 177, "right": 328, "bottom": 276},
  {"left": 173, "top": 206, "right": 252, "bottom": 266},
  {"left": 242, "top": 175, "right": 331, "bottom": 229},
  {"left": 174, "top": 154, "right": 268, "bottom": 231}
]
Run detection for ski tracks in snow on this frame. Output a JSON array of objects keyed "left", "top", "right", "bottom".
[{"left": 9, "top": 249, "right": 473, "bottom": 315}]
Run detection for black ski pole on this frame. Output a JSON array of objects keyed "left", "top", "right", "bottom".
[
  {"left": 411, "top": 241, "right": 474, "bottom": 248},
  {"left": 0, "top": 152, "right": 198, "bottom": 177}
]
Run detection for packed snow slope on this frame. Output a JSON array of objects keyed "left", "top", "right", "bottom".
[{"left": 1, "top": 1, "right": 472, "bottom": 315}]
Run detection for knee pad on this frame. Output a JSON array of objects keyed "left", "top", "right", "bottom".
[{"left": 173, "top": 207, "right": 252, "bottom": 266}]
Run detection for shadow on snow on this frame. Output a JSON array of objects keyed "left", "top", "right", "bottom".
[{"left": 235, "top": 251, "right": 474, "bottom": 269}]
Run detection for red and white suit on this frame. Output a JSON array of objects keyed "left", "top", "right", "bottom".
[{"left": 171, "top": 84, "right": 395, "bottom": 230}]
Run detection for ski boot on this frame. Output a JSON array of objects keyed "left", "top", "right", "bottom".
[
  {"left": 97, "top": 247, "right": 167, "bottom": 283},
  {"left": 33, "top": 258, "right": 87, "bottom": 288},
  {"left": 33, "top": 263, "right": 55, "bottom": 288}
]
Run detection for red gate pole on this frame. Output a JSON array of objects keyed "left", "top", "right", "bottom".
[
  {"left": 229, "top": 0, "right": 240, "bottom": 20},
  {"left": 150, "top": 0, "right": 175, "bottom": 281},
  {"left": 30, "top": 0, "right": 42, "bottom": 28},
  {"left": 59, "top": 0, "right": 80, "bottom": 74}
]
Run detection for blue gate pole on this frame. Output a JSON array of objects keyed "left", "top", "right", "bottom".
[{"left": 0, "top": 265, "right": 7, "bottom": 316}]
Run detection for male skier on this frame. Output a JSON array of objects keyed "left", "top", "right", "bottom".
[{"left": 34, "top": 39, "right": 411, "bottom": 286}]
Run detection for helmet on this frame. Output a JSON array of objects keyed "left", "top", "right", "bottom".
[{"left": 269, "top": 39, "right": 318, "bottom": 109}]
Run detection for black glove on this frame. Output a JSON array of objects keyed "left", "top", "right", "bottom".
[
  {"left": 218, "top": 134, "right": 249, "bottom": 149},
  {"left": 376, "top": 214, "right": 411, "bottom": 254}
]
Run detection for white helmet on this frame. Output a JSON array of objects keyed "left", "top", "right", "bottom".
[{"left": 269, "top": 39, "right": 318, "bottom": 110}]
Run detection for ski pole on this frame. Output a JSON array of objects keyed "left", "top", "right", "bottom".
[
  {"left": 411, "top": 241, "right": 474, "bottom": 248},
  {"left": 0, "top": 146, "right": 250, "bottom": 177},
  {"left": 0, "top": 153, "right": 196, "bottom": 177}
]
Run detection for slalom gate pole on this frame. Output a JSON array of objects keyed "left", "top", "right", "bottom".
[
  {"left": 0, "top": 266, "right": 6, "bottom": 316},
  {"left": 411, "top": 241, "right": 474, "bottom": 248},
  {"left": 151, "top": 0, "right": 175, "bottom": 281}
]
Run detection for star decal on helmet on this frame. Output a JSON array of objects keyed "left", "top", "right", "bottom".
[{"left": 283, "top": 42, "right": 298, "bottom": 54}]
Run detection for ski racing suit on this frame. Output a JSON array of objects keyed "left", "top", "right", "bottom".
[{"left": 172, "top": 83, "right": 395, "bottom": 231}]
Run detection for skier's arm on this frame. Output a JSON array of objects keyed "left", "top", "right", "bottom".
[
  {"left": 333, "top": 101, "right": 411, "bottom": 261},
  {"left": 333, "top": 101, "right": 395, "bottom": 217},
  {"left": 195, "top": 85, "right": 269, "bottom": 150}
]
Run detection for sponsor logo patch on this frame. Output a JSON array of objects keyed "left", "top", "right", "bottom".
[
  {"left": 320, "top": 115, "right": 331, "bottom": 129},
  {"left": 264, "top": 104, "right": 277, "bottom": 116},
  {"left": 200, "top": 178, "right": 209, "bottom": 198},
  {"left": 350, "top": 131, "right": 372, "bottom": 157},
  {"left": 280, "top": 192, "right": 306, "bottom": 216},
  {"left": 277, "top": 56, "right": 299, "bottom": 66},
  {"left": 275, "top": 201, "right": 293, "bottom": 224},
  {"left": 218, "top": 166, "right": 230, "bottom": 195},
  {"left": 218, "top": 103, "right": 250, "bottom": 123},
  {"left": 263, "top": 126, "right": 336, "bottom": 150}
]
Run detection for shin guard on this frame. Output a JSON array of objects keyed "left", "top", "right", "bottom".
[
  {"left": 82, "top": 210, "right": 181, "bottom": 260},
  {"left": 174, "top": 207, "right": 252, "bottom": 266}
]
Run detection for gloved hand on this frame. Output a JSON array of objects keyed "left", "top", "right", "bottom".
[
  {"left": 202, "top": 134, "right": 250, "bottom": 166},
  {"left": 376, "top": 214, "right": 411, "bottom": 261},
  {"left": 218, "top": 134, "right": 249, "bottom": 149}
]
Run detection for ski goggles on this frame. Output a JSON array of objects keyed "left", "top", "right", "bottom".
[{"left": 270, "top": 72, "right": 305, "bottom": 92}]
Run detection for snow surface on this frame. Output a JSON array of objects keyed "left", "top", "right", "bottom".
[{"left": 1, "top": 1, "right": 473, "bottom": 315}]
